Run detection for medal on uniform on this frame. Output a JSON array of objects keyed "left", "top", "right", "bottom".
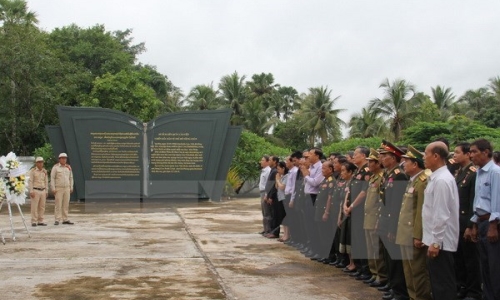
[{"left": 408, "top": 187, "right": 414, "bottom": 194}]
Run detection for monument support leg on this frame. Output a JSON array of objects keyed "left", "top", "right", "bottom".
[
  {"left": 7, "top": 202, "right": 16, "bottom": 241},
  {"left": 16, "top": 203, "right": 30, "bottom": 238}
]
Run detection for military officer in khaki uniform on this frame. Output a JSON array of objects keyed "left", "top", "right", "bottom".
[
  {"left": 51, "top": 153, "right": 74, "bottom": 225},
  {"left": 377, "top": 140, "right": 409, "bottom": 300},
  {"left": 397, "top": 145, "right": 432, "bottom": 300},
  {"left": 28, "top": 157, "right": 49, "bottom": 226},
  {"left": 363, "top": 148, "right": 388, "bottom": 287}
]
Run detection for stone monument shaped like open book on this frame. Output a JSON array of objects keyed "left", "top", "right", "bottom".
[{"left": 46, "top": 106, "right": 241, "bottom": 201}]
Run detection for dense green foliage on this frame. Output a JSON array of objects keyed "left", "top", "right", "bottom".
[{"left": 233, "top": 131, "right": 289, "bottom": 183}]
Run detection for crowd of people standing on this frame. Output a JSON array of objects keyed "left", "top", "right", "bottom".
[{"left": 258, "top": 138, "right": 500, "bottom": 300}]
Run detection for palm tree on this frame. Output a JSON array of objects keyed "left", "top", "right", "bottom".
[
  {"left": 297, "top": 86, "right": 346, "bottom": 146},
  {"left": 368, "top": 78, "right": 421, "bottom": 141},
  {"left": 164, "top": 85, "right": 184, "bottom": 112},
  {"left": 218, "top": 71, "right": 247, "bottom": 125},
  {"left": 242, "top": 97, "right": 275, "bottom": 136},
  {"left": 488, "top": 76, "right": 500, "bottom": 100},
  {"left": 456, "top": 87, "right": 495, "bottom": 118},
  {"left": 185, "top": 84, "right": 220, "bottom": 110},
  {"left": 276, "top": 86, "right": 300, "bottom": 121},
  {"left": 0, "top": 0, "right": 38, "bottom": 27},
  {"left": 431, "top": 85, "right": 455, "bottom": 110},
  {"left": 247, "top": 73, "right": 278, "bottom": 101},
  {"left": 348, "top": 107, "right": 387, "bottom": 138}
]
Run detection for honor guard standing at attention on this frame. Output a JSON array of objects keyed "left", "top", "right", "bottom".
[
  {"left": 51, "top": 153, "right": 74, "bottom": 225},
  {"left": 377, "top": 140, "right": 409, "bottom": 300},
  {"left": 398, "top": 145, "right": 432, "bottom": 300},
  {"left": 29, "top": 157, "right": 48, "bottom": 227},
  {"left": 363, "top": 148, "right": 388, "bottom": 287},
  {"left": 453, "top": 142, "right": 482, "bottom": 300}
]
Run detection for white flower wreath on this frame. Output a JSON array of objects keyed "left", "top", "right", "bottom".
[{"left": 0, "top": 152, "right": 28, "bottom": 205}]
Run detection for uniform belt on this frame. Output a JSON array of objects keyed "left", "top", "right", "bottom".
[
  {"left": 477, "top": 213, "right": 491, "bottom": 222},
  {"left": 33, "top": 187, "right": 45, "bottom": 191}
]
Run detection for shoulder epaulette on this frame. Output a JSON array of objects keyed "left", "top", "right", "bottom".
[
  {"left": 448, "top": 158, "right": 456, "bottom": 164},
  {"left": 378, "top": 171, "right": 384, "bottom": 177},
  {"left": 394, "top": 168, "right": 400, "bottom": 174},
  {"left": 327, "top": 176, "right": 333, "bottom": 182},
  {"left": 469, "top": 166, "right": 477, "bottom": 172},
  {"left": 364, "top": 167, "right": 370, "bottom": 172},
  {"left": 419, "top": 173, "right": 427, "bottom": 182}
]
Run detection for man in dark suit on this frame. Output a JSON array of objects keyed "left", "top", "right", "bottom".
[
  {"left": 453, "top": 142, "right": 482, "bottom": 300},
  {"left": 264, "top": 156, "right": 279, "bottom": 238}
]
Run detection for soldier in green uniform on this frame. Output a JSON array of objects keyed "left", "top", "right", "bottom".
[
  {"left": 453, "top": 142, "right": 482, "bottom": 300},
  {"left": 397, "top": 145, "right": 432, "bottom": 300},
  {"left": 314, "top": 161, "right": 336, "bottom": 262},
  {"left": 377, "top": 140, "right": 409, "bottom": 300},
  {"left": 363, "top": 148, "right": 388, "bottom": 287},
  {"left": 345, "top": 147, "right": 372, "bottom": 280}
]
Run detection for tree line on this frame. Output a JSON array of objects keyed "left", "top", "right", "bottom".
[{"left": 1, "top": 0, "right": 500, "bottom": 162}]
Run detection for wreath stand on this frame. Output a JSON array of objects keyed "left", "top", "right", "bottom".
[{"left": 0, "top": 200, "right": 31, "bottom": 244}]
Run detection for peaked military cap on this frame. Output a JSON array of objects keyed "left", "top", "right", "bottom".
[
  {"left": 401, "top": 145, "right": 424, "bottom": 165},
  {"left": 378, "top": 140, "right": 405, "bottom": 157},
  {"left": 366, "top": 148, "right": 380, "bottom": 161}
]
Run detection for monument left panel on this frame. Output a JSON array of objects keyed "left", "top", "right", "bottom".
[{"left": 56, "top": 106, "right": 144, "bottom": 200}]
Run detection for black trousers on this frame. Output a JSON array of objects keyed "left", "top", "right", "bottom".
[
  {"left": 304, "top": 194, "right": 319, "bottom": 252},
  {"left": 381, "top": 235, "right": 408, "bottom": 300},
  {"left": 351, "top": 207, "right": 369, "bottom": 275},
  {"left": 478, "top": 220, "right": 500, "bottom": 300},
  {"left": 426, "top": 248, "right": 456, "bottom": 300},
  {"left": 454, "top": 230, "right": 482, "bottom": 299}
]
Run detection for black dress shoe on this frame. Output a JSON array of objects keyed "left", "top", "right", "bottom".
[
  {"left": 377, "top": 284, "right": 391, "bottom": 292},
  {"left": 363, "top": 277, "right": 376, "bottom": 284},
  {"left": 356, "top": 274, "right": 372, "bottom": 281},
  {"left": 300, "top": 247, "right": 310, "bottom": 254},
  {"left": 342, "top": 267, "right": 357, "bottom": 273},
  {"left": 322, "top": 258, "right": 332, "bottom": 264},
  {"left": 258, "top": 231, "right": 265, "bottom": 234},
  {"left": 310, "top": 254, "right": 321, "bottom": 260},
  {"left": 349, "top": 271, "right": 361, "bottom": 277},
  {"left": 62, "top": 220, "right": 74, "bottom": 225},
  {"left": 54, "top": 221, "right": 59, "bottom": 225},
  {"left": 31, "top": 223, "right": 37, "bottom": 227},
  {"left": 369, "top": 280, "right": 387, "bottom": 288},
  {"left": 37, "top": 223, "right": 47, "bottom": 226},
  {"left": 305, "top": 251, "right": 316, "bottom": 258},
  {"left": 382, "top": 291, "right": 394, "bottom": 300},
  {"left": 335, "top": 262, "right": 347, "bottom": 268}
]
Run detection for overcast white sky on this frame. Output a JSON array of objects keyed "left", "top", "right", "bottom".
[{"left": 27, "top": 1, "right": 500, "bottom": 126}]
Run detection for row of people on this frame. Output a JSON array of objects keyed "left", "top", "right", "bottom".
[{"left": 258, "top": 138, "right": 500, "bottom": 300}]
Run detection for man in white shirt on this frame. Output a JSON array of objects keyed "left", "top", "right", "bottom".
[
  {"left": 300, "top": 148, "right": 324, "bottom": 258},
  {"left": 422, "top": 141, "right": 459, "bottom": 300},
  {"left": 259, "top": 155, "right": 271, "bottom": 234}
]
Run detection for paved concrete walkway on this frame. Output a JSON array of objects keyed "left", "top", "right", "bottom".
[{"left": 0, "top": 198, "right": 382, "bottom": 300}]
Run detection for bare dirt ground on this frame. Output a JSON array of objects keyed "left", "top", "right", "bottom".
[{"left": 0, "top": 198, "right": 382, "bottom": 300}]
